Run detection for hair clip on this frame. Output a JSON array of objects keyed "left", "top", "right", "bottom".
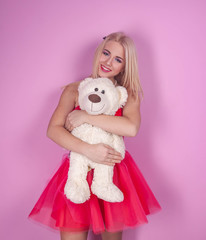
[{"left": 103, "top": 36, "right": 107, "bottom": 40}]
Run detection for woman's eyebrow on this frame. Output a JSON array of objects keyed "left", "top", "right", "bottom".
[
  {"left": 116, "top": 56, "right": 124, "bottom": 60},
  {"left": 104, "top": 49, "right": 124, "bottom": 60},
  {"left": 103, "top": 48, "right": 110, "bottom": 53}
]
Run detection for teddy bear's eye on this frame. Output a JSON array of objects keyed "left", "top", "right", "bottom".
[
  {"left": 94, "top": 88, "right": 98, "bottom": 91},
  {"left": 101, "top": 90, "right": 105, "bottom": 94}
]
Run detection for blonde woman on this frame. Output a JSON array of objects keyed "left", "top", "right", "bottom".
[{"left": 29, "top": 32, "right": 161, "bottom": 240}]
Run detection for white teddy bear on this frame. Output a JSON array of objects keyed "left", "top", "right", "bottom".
[{"left": 64, "top": 77, "right": 128, "bottom": 203}]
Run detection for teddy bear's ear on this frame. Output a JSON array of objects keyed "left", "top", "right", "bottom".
[
  {"left": 116, "top": 86, "right": 128, "bottom": 107},
  {"left": 78, "top": 78, "right": 93, "bottom": 92}
]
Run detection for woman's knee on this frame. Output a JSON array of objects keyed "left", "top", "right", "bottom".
[
  {"left": 60, "top": 230, "right": 88, "bottom": 240},
  {"left": 101, "top": 231, "right": 122, "bottom": 240}
]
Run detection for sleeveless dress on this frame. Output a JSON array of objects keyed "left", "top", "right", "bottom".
[{"left": 28, "top": 107, "right": 161, "bottom": 234}]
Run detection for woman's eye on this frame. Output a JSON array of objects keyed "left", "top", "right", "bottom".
[
  {"left": 101, "top": 90, "right": 105, "bottom": 94},
  {"left": 115, "top": 58, "right": 122, "bottom": 63},
  {"left": 94, "top": 88, "right": 98, "bottom": 91},
  {"left": 103, "top": 51, "right": 109, "bottom": 56}
]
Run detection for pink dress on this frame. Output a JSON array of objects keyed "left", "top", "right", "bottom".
[{"left": 28, "top": 107, "right": 161, "bottom": 234}]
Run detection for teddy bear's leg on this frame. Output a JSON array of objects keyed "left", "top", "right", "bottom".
[
  {"left": 64, "top": 153, "right": 90, "bottom": 204},
  {"left": 91, "top": 165, "right": 124, "bottom": 202}
]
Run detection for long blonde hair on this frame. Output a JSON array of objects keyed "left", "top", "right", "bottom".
[{"left": 92, "top": 32, "right": 143, "bottom": 100}]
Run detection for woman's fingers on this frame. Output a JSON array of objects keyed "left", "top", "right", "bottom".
[
  {"left": 66, "top": 110, "right": 87, "bottom": 128},
  {"left": 101, "top": 161, "right": 115, "bottom": 166},
  {"left": 100, "top": 144, "right": 123, "bottom": 165},
  {"left": 65, "top": 121, "right": 73, "bottom": 132},
  {"left": 64, "top": 115, "right": 75, "bottom": 132},
  {"left": 108, "top": 157, "right": 122, "bottom": 163},
  {"left": 108, "top": 152, "right": 122, "bottom": 160},
  {"left": 104, "top": 145, "right": 122, "bottom": 158},
  {"left": 65, "top": 116, "right": 70, "bottom": 129}
]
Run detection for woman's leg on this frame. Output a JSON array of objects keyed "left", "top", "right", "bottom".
[
  {"left": 101, "top": 231, "right": 122, "bottom": 240},
  {"left": 60, "top": 231, "right": 88, "bottom": 240}
]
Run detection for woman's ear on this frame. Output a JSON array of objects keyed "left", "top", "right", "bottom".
[{"left": 116, "top": 86, "right": 128, "bottom": 107}]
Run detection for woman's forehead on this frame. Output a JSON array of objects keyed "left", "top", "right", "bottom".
[{"left": 104, "top": 41, "right": 125, "bottom": 59}]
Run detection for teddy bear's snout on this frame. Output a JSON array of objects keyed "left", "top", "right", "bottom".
[{"left": 88, "top": 94, "right": 101, "bottom": 103}]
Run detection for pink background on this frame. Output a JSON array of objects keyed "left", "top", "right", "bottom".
[{"left": 1, "top": 0, "right": 206, "bottom": 239}]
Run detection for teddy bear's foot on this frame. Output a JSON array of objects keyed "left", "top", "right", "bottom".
[
  {"left": 64, "top": 180, "right": 90, "bottom": 204},
  {"left": 91, "top": 183, "right": 124, "bottom": 202}
]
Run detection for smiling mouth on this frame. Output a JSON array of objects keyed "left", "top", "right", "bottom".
[
  {"left": 91, "top": 103, "right": 105, "bottom": 112},
  {"left": 101, "top": 64, "right": 111, "bottom": 72}
]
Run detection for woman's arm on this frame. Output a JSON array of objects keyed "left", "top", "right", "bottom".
[
  {"left": 47, "top": 82, "right": 122, "bottom": 166},
  {"left": 66, "top": 91, "right": 141, "bottom": 137}
]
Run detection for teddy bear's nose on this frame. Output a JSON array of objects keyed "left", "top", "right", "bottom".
[{"left": 88, "top": 94, "right": 101, "bottom": 103}]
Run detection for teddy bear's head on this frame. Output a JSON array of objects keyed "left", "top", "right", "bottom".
[{"left": 78, "top": 77, "right": 128, "bottom": 115}]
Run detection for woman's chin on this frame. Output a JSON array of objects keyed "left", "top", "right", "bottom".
[{"left": 98, "top": 73, "right": 114, "bottom": 80}]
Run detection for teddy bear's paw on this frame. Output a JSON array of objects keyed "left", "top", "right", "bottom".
[
  {"left": 64, "top": 180, "right": 90, "bottom": 204},
  {"left": 91, "top": 183, "right": 124, "bottom": 202}
]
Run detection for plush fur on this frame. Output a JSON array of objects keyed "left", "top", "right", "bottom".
[{"left": 64, "top": 77, "right": 128, "bottom": 203}]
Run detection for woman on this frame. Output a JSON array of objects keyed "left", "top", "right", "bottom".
[{"left": 29, "top": 32, "right": 161, "bottom": 240}]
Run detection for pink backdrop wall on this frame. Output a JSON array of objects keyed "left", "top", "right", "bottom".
[{"left": 1, "top": 0, "right": 205, "bottom": 239}]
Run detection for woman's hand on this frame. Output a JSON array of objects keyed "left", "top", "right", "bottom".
[
  {"left": 84, "top": 143, "right": 123, "bottom": 166},
  {"left": 65, "top": 110, "right": 88, "bottom": 131},
  {"left": 64, "top": 110, "right": 123, "bottom": 166}
]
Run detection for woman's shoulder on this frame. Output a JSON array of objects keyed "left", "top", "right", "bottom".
[
  {"left": 62, "top": 80, "right": 83, "bottom": 107},
  {"left": 62, "top": 80, "right": 85, "bottom": 99},
  {"left": 63, "top": 81, "right": 81, "bottom": 93}
]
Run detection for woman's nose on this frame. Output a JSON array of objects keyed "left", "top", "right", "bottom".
[{"left": 106, "top": 57, "right": 112, "bottom": 65}]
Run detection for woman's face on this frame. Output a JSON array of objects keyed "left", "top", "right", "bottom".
[{"left": 98, "top": 40, "right": 125, "bottom": 81}]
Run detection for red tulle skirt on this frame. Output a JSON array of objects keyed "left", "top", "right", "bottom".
[{"left": 28, "top": 151, "right": 161, "bottom": 233}]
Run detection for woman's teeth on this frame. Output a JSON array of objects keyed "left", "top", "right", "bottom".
[{"left": 101, "top": 65, "right": 111, "bottom": 72}]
